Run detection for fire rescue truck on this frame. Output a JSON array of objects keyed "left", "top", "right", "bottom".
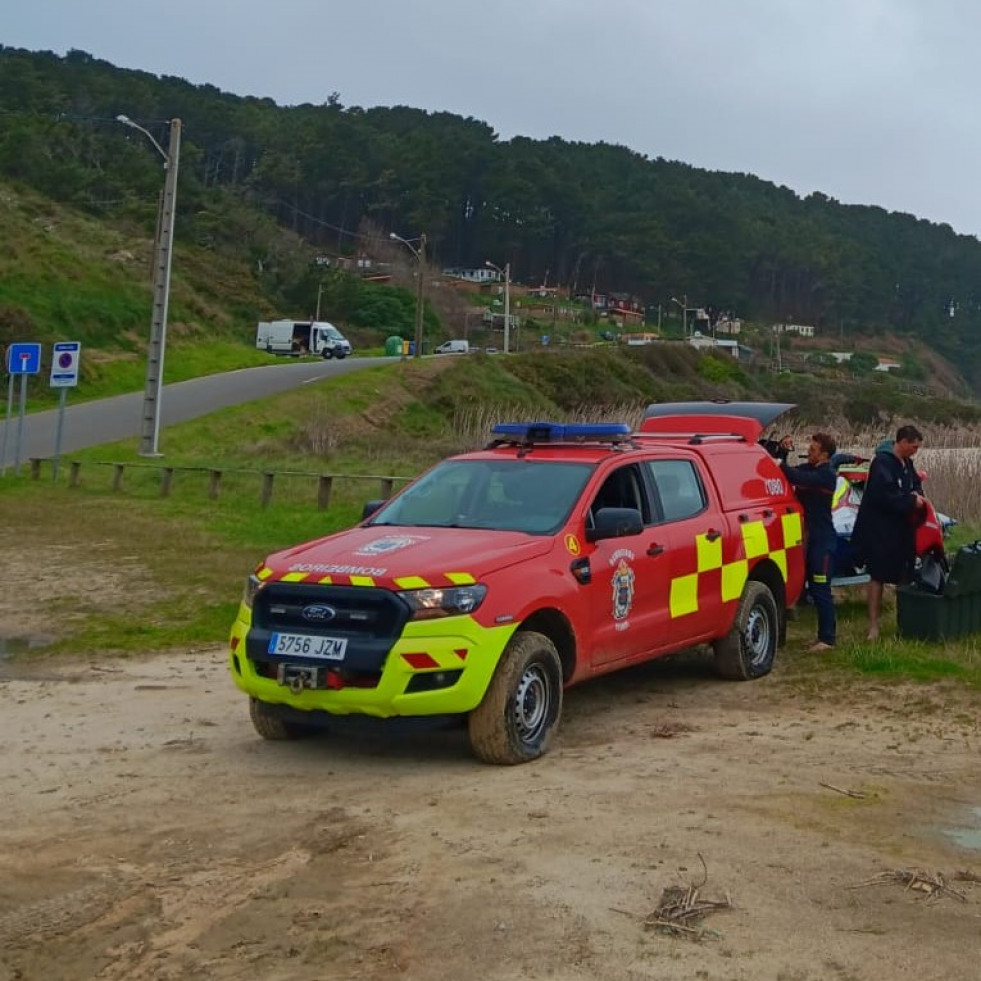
[{"left": 228, "top": 402, "right": 806, "bottom": 765}]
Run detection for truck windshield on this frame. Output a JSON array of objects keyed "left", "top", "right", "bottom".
[
  {"left": 367, "top": 459, "right": 593, "bottom": 535},
  {"left": 321, "top": 327, "right": 344, "bottom": 340}
]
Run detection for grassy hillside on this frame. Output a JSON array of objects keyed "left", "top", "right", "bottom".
[
  {"left": 2, "top": 177, "right": 979, "bottom": 434},
  {"left": 63, "top": 347, "right": 981, "bottom": 488},
  {"left": 0, "top": 180, "right": 284, "bottom": 403}
]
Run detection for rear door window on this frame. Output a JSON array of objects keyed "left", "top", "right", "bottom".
[{"left": 645, "top": 460, "right": 706, "bottom": 523}]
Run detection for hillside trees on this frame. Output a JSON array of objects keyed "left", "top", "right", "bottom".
[{"left": 3, "top": 46, "right": 981, "bottom": 384}]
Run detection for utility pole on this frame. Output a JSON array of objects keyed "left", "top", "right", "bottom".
[
  {"left": 485, "top": 260, "right": 512, "bottom": 353},
  {"left": 503, "top": 261, "right": 511, "bottom": 354},
  {"left": 390, "top": 231, "right": 427, "bottom": 357},
  {"left": 135, "top": 118, "right": 181, "bottom": 456},
  {"left": 670, "top": 294, "right": 688, "bottom": 337},
  {"left": 413, "top": 233, "right": 427, "bottom": 358}
]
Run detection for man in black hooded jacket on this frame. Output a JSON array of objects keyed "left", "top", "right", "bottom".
[{"left": 852, "top": 425, "right": 926, "bottom": 640}]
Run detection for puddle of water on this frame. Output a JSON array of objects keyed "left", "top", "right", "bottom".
[
  {"left": 0, "top": 634, "right": 54, "bottom": 659},
  {"left": 942, "top": 807, "right": 981, "bottom": 851}
]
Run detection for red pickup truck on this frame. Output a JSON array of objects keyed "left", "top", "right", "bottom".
[{"left": 228, "top": 402, "right": 805, "bottom": 764}]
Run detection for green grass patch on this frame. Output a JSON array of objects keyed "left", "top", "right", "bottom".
[
  {"left": 782, "top": 587, "right": 981, "bottom": 691},
  {"left": 0, "top": 470, "right": 371, "bottom": 657},
  {"left": 828, "top": 638, "right": 981, "bottom": 687}
]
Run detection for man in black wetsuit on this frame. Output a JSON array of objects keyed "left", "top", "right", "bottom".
[{"left": 779, "top": 432, "right": 839, "bottom": 652}]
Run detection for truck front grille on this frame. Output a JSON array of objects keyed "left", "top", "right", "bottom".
[{"left": 247, "top": 582, "right": 409, "bottom": 673}]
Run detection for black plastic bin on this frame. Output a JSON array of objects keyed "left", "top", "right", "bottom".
[{"left": 897, "top": 544, "right": 981, "bottom": 641}]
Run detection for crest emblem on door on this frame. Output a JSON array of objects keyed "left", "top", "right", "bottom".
[{"left": 611, "top": 558, "right": 635, "bottom": 621}]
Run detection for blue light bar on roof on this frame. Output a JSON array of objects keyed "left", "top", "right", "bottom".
[{"left": 491, "top": 422, "right": 632, "bottom": 443}]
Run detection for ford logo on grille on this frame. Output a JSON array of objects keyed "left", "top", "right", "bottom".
[{"left": 301, "top": 604, "right": 337, "bottom": 623}]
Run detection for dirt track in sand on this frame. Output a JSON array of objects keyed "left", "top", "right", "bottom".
[{"left": 1, "top": 647, "right": 980, "bottom": 981}]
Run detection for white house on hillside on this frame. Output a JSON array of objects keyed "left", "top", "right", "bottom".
[{"left": 442, "top": 267, "right": 501, "bottom": 283}]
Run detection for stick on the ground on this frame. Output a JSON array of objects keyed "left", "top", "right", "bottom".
[{"left": 819, "top": 781, "right": 867, "bottom": 799}]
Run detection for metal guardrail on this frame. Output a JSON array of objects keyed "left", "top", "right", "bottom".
[{"left": 27, "top": 457, "right": 409, "bottom": 510}]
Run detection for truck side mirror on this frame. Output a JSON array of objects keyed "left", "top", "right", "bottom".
[
  {"left": 362, "top": 500, "right": 386, "bottom": 521},
  {"left": 586, "top": 507, "right": 644, "bottom": 542}
]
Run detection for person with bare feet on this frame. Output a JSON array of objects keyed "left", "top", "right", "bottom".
[
  {"left": 852, "top": 425, "right": 926, "bottom": 640},
  {"left": 779, "top": 432, "right": 838, "bottom": 652}
]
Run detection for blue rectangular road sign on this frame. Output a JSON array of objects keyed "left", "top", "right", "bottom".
[
  {"left": 6, "top": 343, "right": 42, "bottom": 375},
  {"left": 50, "top": 341, "right": 81, "bottom": 388}
]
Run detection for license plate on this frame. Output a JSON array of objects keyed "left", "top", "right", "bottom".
[{"left": 267, "top": 632, "right": 347, "bottom": 660}]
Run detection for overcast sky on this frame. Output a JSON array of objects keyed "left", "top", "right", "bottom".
[{"left": 6, "top": 0, "right": 980, "bottom": 237}]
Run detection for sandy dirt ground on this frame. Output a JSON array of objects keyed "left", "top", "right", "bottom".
[{"left": 1, "top": 645, "right": 980, "bottom": 981}]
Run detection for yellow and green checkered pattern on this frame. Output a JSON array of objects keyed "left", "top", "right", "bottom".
[{"left": 669, "top": 513, "right": 802, "bottom": 618}]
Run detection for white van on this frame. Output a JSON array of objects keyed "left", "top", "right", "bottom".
[
  {"left": 434, "top": 339, "right": 470, "bottom": 354},
  {"left": 256, "top": 320, "right": 352, "bottom": 359}
]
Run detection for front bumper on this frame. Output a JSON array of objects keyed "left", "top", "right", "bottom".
[{"left": 228, "top": 602, "right": 516, "bottom": 718}]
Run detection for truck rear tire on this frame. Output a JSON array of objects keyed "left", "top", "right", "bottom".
[
  {"left": 249, "top": 698, "right": 315, "bottom": 741},
  {"left": 712, "top": 581, "right": 778, "bottom": 680},
  {"left": 468, "top": 631, "right": 563, "bottom": 765}
]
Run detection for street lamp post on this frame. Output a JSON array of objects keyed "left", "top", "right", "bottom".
[
  {"left": 118, "top": 114, "right": 182, "bottom": 456},
  {"left": 390, "top": 231, "right": 427, "bottom": 358},
  {"left": 485, "top": 260, "right": 511, "bottom": 353},
  {"left": 670, "top": 294, "right": 688, "bottom": 338}
]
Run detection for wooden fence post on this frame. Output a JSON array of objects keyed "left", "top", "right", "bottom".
[
  {"left": 208, "top": 469, "right": 222, "bottom": 501},
  {"left": 317, "top": 475, "right": 333, "bottom": 511},
  {"left": 160, "top": 468, "right": 174, "bottom": 498},
  {"left": 261, "top": 472, "right": 275, "bottom": 508},
  {"left": 112, "top": 464, "right": 125, "bottom": 492},
  {"left": 29, "top": 458, "right": 41, "bottom": 480},
  {"left": 379, "top": 477, "right": 394, "bottom": 499},
  {"left": 69, "top": 461, "right": 81, "bottom": 488}
]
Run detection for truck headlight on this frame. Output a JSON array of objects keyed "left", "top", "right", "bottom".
[
  {"left": 399, "top": 584, "right": 487, "bottom": 620},
  {"left": 242, "top": 574, "right": 263, "bottom": 609}
]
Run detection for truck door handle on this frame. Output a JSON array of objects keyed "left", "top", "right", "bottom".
[
  {"left": 705, "top": 529, "right": 722, "bottom": 542},
  {"left": 762, "top": 509, "right": 774, "bottom": 519},
  {"left": 647, "top": 543, "right": 665, "bottom": 557},
  {"left": 738, "top": 513, "right": 749, "bottom": 523}
]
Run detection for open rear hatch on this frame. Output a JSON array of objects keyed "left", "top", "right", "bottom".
[{"left": 639, "top": 401, "right": 796, "bottom": 442}]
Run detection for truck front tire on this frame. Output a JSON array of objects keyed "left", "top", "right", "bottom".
[
  {"left": 249, "top": 698, "right": 316, "bottom": 740},
  {"left": 321, "top": 349, "right": 333, "bottom": 359},
  {"left": 712, "top": 581, "right": 778, "bottom": 680},
  {"left": 468, "top": 631, "right": 563, "bottom": 765}
]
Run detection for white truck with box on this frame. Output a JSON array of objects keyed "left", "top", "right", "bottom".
[{"left": 256, "top": 320, "right": 352, "bottom": 359}]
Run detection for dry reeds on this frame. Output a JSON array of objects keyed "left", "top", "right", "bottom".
[{"left": 778, "top": 422, "right": 981, "bottom": 524}]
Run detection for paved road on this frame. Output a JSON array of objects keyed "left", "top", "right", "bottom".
[{"left": 0, "top": 356, "right": 398, "bottom": 465}]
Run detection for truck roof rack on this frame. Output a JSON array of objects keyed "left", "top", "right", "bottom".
[{"left": 636, "top": 431, "right": 748, "bottom": 445}]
